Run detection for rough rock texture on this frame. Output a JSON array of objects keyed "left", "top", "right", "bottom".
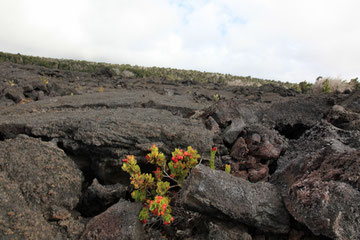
[
  {"left": 208, "top": 221, "right": 252, "bottom": 240},
  {"left": 0, "top": 90, "right": 214, "bottom": 184},
  {"left": 80, "top": 199, "right": 146, "bottom": 240},
  {"left": 0, "top": 136, "right": 84, "bottom": 239},
  {"left": 180, "top": 164, "right": 290, "bottom": 234},
  {"left": 271, "top": 122, "right": 360, "bottom": 239},
  {"left": 78, "top": 178, "right": 127, "bottom": 217},
  {"left": 1, "top": 61, "right": 360, "bottom": 239},
  {"left": 228, "top": 125, "right": 287, "bottom": 182},
  {"left": 223, "top": 118, "right": 246, "bottom": 144},
  {"left": 326, "top": 104, "right": 360, "bottom": 131}
]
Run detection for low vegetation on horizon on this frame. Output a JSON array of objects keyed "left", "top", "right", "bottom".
[{"left": 0, "top": 51, "right": 358, "bottom": 94}]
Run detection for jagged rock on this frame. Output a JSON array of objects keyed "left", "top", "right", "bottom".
[
  {"left": 326, "top": 104, "right": 360, "bottom": 131},
  {"left": 81, "top": 199, "right": 146, "bottom": 240},
  {"left": 288, "top": 180, "right": 360, "bottom": 239},
  {"left": 91, "top": 157, "right": 125, "bottom": 184},
  {"left": 223, "top": 118, "right": 246, "bottom": 144},
  {"left": 210, "top": 100, "right": 260, "bottom": 128},
  {"left": 342, "top": 90, "right": 360, "bottom": 113},
  {"left": 1, "top": 60, "right": 359, "bottom": 239},
  {"left": 230, "top": 137, "right": 249, "bottom": 160},
  {"left": 252, "top": 141, "right": 281, "bottom": 160},
  {"left": 271, "top": 122, "right": 360, "bottom": 239},
  {"left": 49, "top": 206, "right": 71, "bottom": 220},
  {"left": 4, "top": 86, "right": 25, "bottom": 103},
  {"left": 265, "top": 97, "right": 332, "bottom": 127},
  {"left": 288, "top": 229, "right": 304, "bottom": 240},
  {"left": 250, "top": 133, "right": 261, "bottom": 143},
  {"left": 248, "top": 163, "right": 269, "bottom": 182},
  {"left": 78, "top": 178, "right": 127, "bottom": 217},
  {"left": 231, "top": 126, "right": 286, "bottom": 163},
  {"left": 180, "top": 164, "right": 290, "bottom": 234},
  {"left": 0, "top": 171, "right": 61, "bottom": 239},
  {"left": 208, "top": 220, "right": 252, "bottom": 240},
  {"left": 245, "top": 127, "right": 287, "bottom": 160},
  {"left": 229, "top": 127, "right": 286, "bottom": 183},
  {"left": 0, "top": 90, "right": 214, "bottom": 184},
  {"left": 205, "top": 116, "right": 221, "bottom": 134},
  {"left": 37, "top": 90, "right": 45, "bottom": 100},
  {"left": 232, "top": 170, "right": 248, "bottom": 180},
  {"left": 48, "top": 82, "right": 76, "bottom": 97},
  {"left": 238, "top": 156, "right": 257, "bottom": 170},
  {"left": 0, "top": 136, "right": 84, "bottom": 239}
]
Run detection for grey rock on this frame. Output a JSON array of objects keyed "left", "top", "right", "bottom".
[
  {"left": 326, "top": 103, "right": 360, "bottom": 131},
  {"left": 211, "top": 100, "right": 260, "bottom": 128},
  {"left": 223, "top": 118, "right": 246, "bottom": 144},
  {"left": 208, "top": 220, "right": 252, "bottom": 240},
  {"left": 230, "top": 137, "right": 249, "bottom": 160},
  {"left": 286, "top": 180, "right": 360, "bottom": 240},
  {"left": 205, "top": 116, "right": 221, "bottom": 134},
  {"left": 180, "top": 164, "right": 290, "bottom": 234},
  {"left": 252, "top": 141, "right": 281, "bottom": 160},
  {"left": 81, "top": 199, "right": 146, "bottom": 240},
  {"left": 264, "top": 97, "right": 332, "bottom": 127},
  {"left": 0, "top": 137, "right": 84, "bottom": 239},
  {"left": 0, "top": 171, "right": 61, "bottom": 239},
  {"left": 78, "top": 178, "right": 127, "bottom": 217},
  {"left": 37, "top": 90, "right": 45, "bottom": 100},
  {"left": 0, "top": 91, "right": 214, "bottom": 184},
  {"left": 251, "top": 133, "right": 261, "bottom": 143},
  {"left": 271, "top": 122, "right": 360, "bottom": 239},
  {"left": 4, "top": 86, "right": 25, "bottom": 103}
]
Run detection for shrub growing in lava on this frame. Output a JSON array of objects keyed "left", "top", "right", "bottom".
[{"left": 122, "top": 144, "right": 200, "bottom": 225}]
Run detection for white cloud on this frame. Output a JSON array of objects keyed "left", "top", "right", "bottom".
[{"left": 0, "top": 0, "right": 359, "bottom": 83}]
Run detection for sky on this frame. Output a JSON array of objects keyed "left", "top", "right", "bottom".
[{"left": 0, "top": 0, "right": 359, "bottom": 83}]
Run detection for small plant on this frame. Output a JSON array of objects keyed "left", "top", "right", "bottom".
[
  {"left": 210, "top": 147, "right": 217, "bottom": 170},
  {"left": 213, "top": 93, "right": 220, "bottom": 102},
  {"left": 322, "top": 79, "right": 331, "bottom": 93},
  {"left": 40, "top": 76, "right": 49, "bottom": 85},
  {"left": 99, "top": 86, "right": 104, "bottom": 92},
  {"left": 225, "top": 164, "right": 231, "bottom": 174},
  {"left": 298, "top": 81, "right": 312, "bottom": 94},
  {"left": 122, "top": 144, "right": 200, "bottom": 225},
  {"left": 8, "top": 80, "right": 14, "bottom": 87}
]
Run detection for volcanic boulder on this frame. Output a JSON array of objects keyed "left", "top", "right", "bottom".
[
  {"left": 271, "top": 122, "right": 360, "bottom": 239},
  {"left": 180, "top": 164, "right": 290, "bottom": 234},
  {"left": 0, "top": 136, "right": 83, "bottom": 239},
  {"left": 81, "top": 199, "right": 146, "bottom": 240}
]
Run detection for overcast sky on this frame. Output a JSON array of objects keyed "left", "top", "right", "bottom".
[{"left": 0, "top": 0, "right": 359, "bottom": 83}]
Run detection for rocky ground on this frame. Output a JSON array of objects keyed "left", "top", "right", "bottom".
[{"left": 0, "top": 61, "right": 359, "bottom": 240}]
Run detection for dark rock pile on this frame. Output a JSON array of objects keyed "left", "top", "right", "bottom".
[{"left": 0, "top": 61, "right": 359, "bottom": 239}]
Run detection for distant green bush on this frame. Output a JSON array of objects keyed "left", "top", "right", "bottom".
[
  {"left": 322, "top": 79, "right": 332, "bottom": 93},
  {"left": 299, "top": 81, "right": 313, "bottom": 93}
]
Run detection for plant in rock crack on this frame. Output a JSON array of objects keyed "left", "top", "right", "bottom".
[
  {"left": 40, "top": 76, "right": 49, "bottom": 85},
  {"left": 225, "top": 164, "right": 231, "bottom": 174},
  {"left": 209, "top": 146, "right": 230, "bottom": 174},
  {"left": 8, "top": 80, "right": 15, "bottom": 87},
  {"left": 122, "top": 144, "right": 200, "bottom": 225},
  {"left": 209, "top": 146, "right": 217, "bottom": 170}
]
